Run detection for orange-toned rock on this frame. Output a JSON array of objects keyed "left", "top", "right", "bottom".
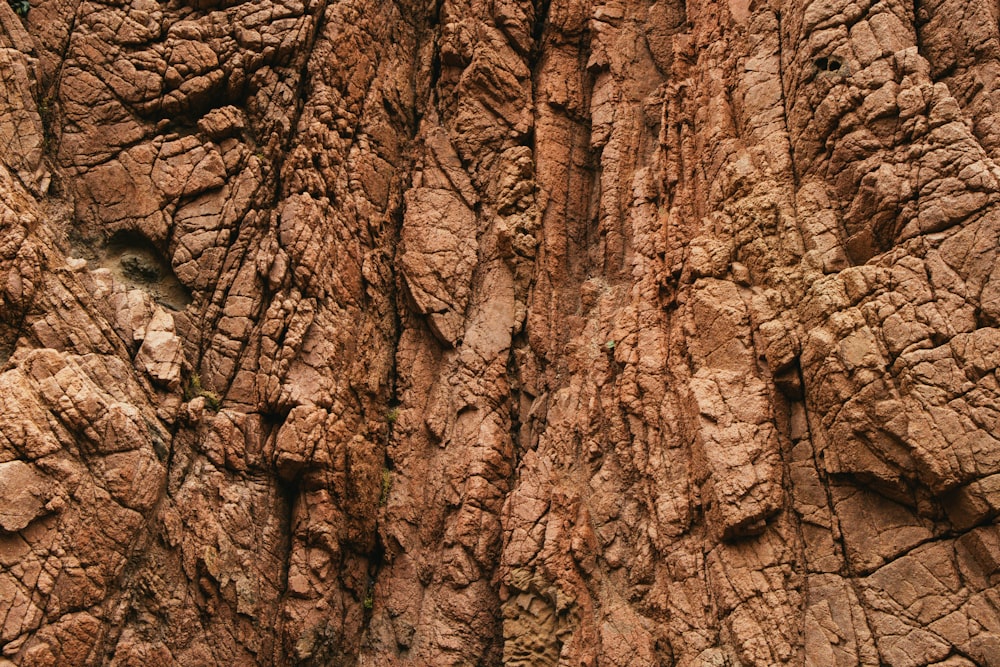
[{"left": 2, "top": 0, "right": 1000, "bottom": 664}]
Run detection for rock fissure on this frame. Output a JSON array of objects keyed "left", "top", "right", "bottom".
[{"left": 3, "top": 0, "right": 1000, "bottom": 664}]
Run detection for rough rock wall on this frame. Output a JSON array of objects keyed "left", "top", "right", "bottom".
[{"left": 2, "top": 0, "right": 1000, "bottom": 663}]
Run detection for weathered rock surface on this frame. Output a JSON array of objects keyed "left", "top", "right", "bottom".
[{"left": 1, "top": 0, "right": 1000, "bottom": 664}]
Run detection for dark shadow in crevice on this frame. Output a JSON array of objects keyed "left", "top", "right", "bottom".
[
  {"left": 94, "top": 231, "right": 193, "bottom": 311},
  {"left": 0, "top": 324, "right": 19, "bottom": 369},
  {"left": 814, "top": 56, "right": 845, "bottom": 74},
  {"left": 813, "top": 58, "right": 840, "bottom": 72}
]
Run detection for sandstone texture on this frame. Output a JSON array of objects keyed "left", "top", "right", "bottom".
[{"left": 2, "top": 0, "right": 1000, "bottom": 664}]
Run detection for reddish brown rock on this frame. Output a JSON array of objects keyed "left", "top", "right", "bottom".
[{"left": 2, "top": 0, "right": 1000, "bottom": 664}]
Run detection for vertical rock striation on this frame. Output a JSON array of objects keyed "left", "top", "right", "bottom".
[{"left": 1, "top": 0, "right": 1000, "bottom": 664}]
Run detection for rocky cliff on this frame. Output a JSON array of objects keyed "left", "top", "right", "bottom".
[{"left": 1, "top": 0, "right": 1000, "bottom": 664}]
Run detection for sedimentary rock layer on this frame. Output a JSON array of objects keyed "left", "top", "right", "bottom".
[{"left": 1, "top": 0, "right": 1000, "bottom": 664}]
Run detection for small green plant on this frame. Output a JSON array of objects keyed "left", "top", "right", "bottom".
[
  {"left": 202, "top": 392, "right": 221, "bottom": 411},
  {"left": 362, "top": 576, "right": 375, "bottom": 610},
  {"left": 386, "top": 407, "right": 399, "bottom": 424},
  {"left": 184, "top": 373, "right": 221, "bottom": 411},
  {"left": 183, "top": 373, "right": 199, "bottom": 401},
  {"left": 8, "top": 0, "right": 29, "bottom": 16},
  {"left": 605, "top": 340, "right": 616, "bottom": 351},
  {"left": 379, "top": 468, "right": 391, "bottom": 506}
]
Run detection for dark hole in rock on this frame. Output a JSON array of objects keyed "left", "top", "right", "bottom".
[
  {"left": 120, "top": 253, "right": 161, "bottom": 283},
  {"left": 96, "top": 231, "right": 193, "bottom": 311},
  {"left": 815, "top": 57, "right": 844, "bottom": 73}
]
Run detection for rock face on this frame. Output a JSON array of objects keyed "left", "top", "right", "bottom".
[{"left": 2, "top": 0, "right": 1000, "bottom": 663}]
